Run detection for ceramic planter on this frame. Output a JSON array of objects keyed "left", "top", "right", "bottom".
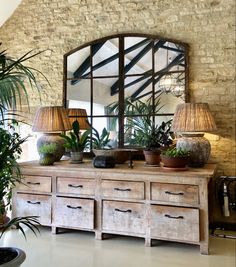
[
  {"left": 143, "top": 150, "right": 161, "bottom": 166},
  {"left": 70, "top": 151, "right": 83, "bottom": 163},
  {"left": 39, "top": 153, "right": 55, "bottom": 166},
  {"left": 161, "top": 155, "right": 189, "bottom": 168},
  {"left": 93, "top": 149, "right": 131, "bottom": 164},
  {"left": 0, "top": 247, "right": 26, "bottom": 267}
]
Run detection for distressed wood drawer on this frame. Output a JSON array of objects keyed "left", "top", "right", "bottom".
[
  {"left": 151, "top": 183, "right": 199, "bottom": 205},
  {"left": 102, "top": 201, "right": 145, "bottom": 234},
  {"left": 17, "top": 175, "right": 51, "bottom": 193},
  {"left": 57, "top": 177, "right": 95, "bottom": 196},
  {"left": 54, "top": 197, "right": 94, "bottom": 229},
  {"left": 101, "top": 180, "right": 144, "bottom": 200},
  {"left": 15, "top": 193, "right": 51, "bottom": 225},
  {"left": 150, "top": 205, "right": 199, "bottom": 242}
]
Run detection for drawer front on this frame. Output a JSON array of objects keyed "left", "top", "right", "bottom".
[
  {"left": 101, "top": 180, "right": 144, "bottom": 200},
  {"left": 54, "top": 197, "right": 94, "bottom": 229},
  {"left": 151, "top": 183, "right": 199, "bottom": 205},
  {"left": 102, "top": 201, "right": 145, "bottom": 234},
  {"left": 150, "top": 205, "right": 199, "bottom": 242},
  {"left": 57, "top": 177, "right": 95, "bottom": 196},
  {"left": 15, "top": 194, "right": 51, "bottom": 225},
  {"left": 17, "top": 176, "right": 51, "bottom": 193}
]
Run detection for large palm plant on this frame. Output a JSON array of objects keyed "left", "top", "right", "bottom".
[
  {"left": 0, "top": 45, "right": 46, "bottom": 246},
  {"left": 0, "top": 43, "right": 48, "bottom": 120}
]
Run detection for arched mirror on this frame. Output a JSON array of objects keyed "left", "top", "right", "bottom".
[{"left": 63, "top": 33, "right": 189, "bottom": 148}]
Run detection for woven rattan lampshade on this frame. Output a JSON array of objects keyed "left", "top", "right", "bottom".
[
  {"left": 172, "top": 103, "right": 217, "bottom": 168},
  {"left": 67, "top": 108, "right": 90, "bottom": 130},
  {"left": 172, "top": 103, "right": 217, "bottom": 132},
  {"left": 32, "top": 106, "right": 72, "bottom": 162},
  {"left": 32, "top": 106, "right": 72, "bottom": 132}
]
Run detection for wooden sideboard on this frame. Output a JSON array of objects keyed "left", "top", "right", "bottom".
[{"left": 12, "top": 160, "right": 217, "bottom": 254}]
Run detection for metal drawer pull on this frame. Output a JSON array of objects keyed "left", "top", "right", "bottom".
[
  {"left": 68, "top": 184, "right": 83, "bottom": 188},
  {"left": 67, "top": 205, "right": 82, "bottom": 209},
  {"left": 27, "top": 182, "right": 40, "bottom": 185},
  {"left": 165, "top": 214, "right": 184, "bottom": 219},
  {"left": 27, "top": 201, "right": 41, "bottom": 205},
  {"left": 114, "top": 188, "right": 131, "bottom": 192},
  {"left": 165, "top": 191, "right": 184, "bottom": 196},
  {"left": 115, "top": 208, "right": 132, "bottom": 213}
]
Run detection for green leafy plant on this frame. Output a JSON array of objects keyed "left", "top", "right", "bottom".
[
  {"left": 124, "top": 98, "right": 173, "bottom": 150},
  {"left": 38, "top": 143, "right": 57, "bottom": 154},
  {"left": 0, "top": 43, "right": 49, "bottom": 120},
  {"left": 0, "top": 45, "right": 48, "bottom": 240},
  {"left": 91, "top": 127, "right": 111, "bottom": 149},
  {"left": 60, "top": 120, "right": 90, "bottom": 152},
  {"left": 162, "top": 147, "right": 190, "bottom": 158},
  {"left": 0, "top": 123, "right": 40, "bottom": 239}
]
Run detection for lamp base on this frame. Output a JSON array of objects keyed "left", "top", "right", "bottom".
[
  {"left": 37, "top": 133, "right": 65, "bottom": 161},
  {"left": 176, "top": 133, "right": 211, "bottom": 168}
]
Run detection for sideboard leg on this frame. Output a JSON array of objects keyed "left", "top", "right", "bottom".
[
  {"left": 200, "top": 243, "right": 209, "bottom": 255},
  {"left": 145, "top": 238, "right": 152, "bottom": 247},
  {"left": 51, "top": 226, "right": 58, "bottom": 234},
  {"left": 95, "top": 231, "right": 103, "bottom": 240}
]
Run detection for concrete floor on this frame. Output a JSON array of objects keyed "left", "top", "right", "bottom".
[{"left": 0, "top": 227, "right": 235, "bottom": 267}]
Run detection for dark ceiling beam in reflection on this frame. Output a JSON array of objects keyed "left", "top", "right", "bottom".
[
  {"left": 110, "top": 40, "right": 166, "bottom": 96},
  {"left": 135, "top": 89, "right": 162, "bottom": 101},
  {"left": 123, "top": 69, "right": 184, "bottom": 94},
  {"left": 71, "top": 38, "right": 150, "bottom": 85},
  {"left": 130, "top": 53, "right": 185, "bottom": 100},
  {"left": 72, "top": 42, "right": 106, "bottom": 84},
  {"left": 160, "top": 45, "right": 184, "bottom": 53}
]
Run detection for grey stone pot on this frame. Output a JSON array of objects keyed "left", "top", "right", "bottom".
[
  {"left": 0, "top": 247, "right": 26, "bottom": 267},
  {"left": 70, "top": 151, "right": 83, "bottom": 163}
]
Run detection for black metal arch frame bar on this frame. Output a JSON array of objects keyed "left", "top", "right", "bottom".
[{"left": 63, "top": 33, "right": 189, "bottom": 147}]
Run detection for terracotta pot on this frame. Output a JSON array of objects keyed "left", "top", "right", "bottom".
[
  {"left": 161, "top": 155, "right": 189, "bottom": 168},
  {"left": 143, "top": 150, "right": 161, "bottom": 166}
]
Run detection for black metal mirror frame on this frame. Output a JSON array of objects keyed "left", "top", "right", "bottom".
[{"left": 63, "top": 33, "right": 189, "bottom": 148}]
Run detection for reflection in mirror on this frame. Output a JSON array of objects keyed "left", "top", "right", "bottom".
[{"left": 64, "top": 34, "right": 188, "bottom": 148}]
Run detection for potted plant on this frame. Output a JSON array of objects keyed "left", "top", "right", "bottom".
[
  {"left": 161, "top": 147, "right": 190, "bottom": 168},
  {"left": 91, "top": 127, "right": 132, "bottom": 164},
  {"left": 38, "top": 143, "right": 57, "bottom": 166},
  {"left": 60, "top": 120, "right": 90, "bottom": 163},
  {"left": 124, "top": 98, "right": 173, "bottom": 166},
  {"left": 91, "top": 127, "right": 111, "bottom": 150},
  {"left": 0, "top": 124, "right": 40, "bottom": 267},
  {"left": 0, "top": 45, "right": 48, "bottom": 266}
]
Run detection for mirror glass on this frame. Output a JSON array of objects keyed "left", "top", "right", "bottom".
[{"left": 64, "top": 34, "right": 188, "bottom": 148}]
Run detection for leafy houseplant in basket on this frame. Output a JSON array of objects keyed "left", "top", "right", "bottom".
[
  {"left": 60, "top": 120, "right": 91, "bottom": 163},
  {"left": 161, "top": 147, "right": 190, "bottom": 168}
]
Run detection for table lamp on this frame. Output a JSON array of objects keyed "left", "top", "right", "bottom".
[
  {"left": 32, "top": 106, "right": 72, "bottom": 161},
  {"left": 171, "top": 103, "right": 217, "bottom": 167},
  {"left": 67, "top": 108, "right": 90, "bottom": 129}
]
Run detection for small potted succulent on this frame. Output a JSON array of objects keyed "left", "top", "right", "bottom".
[
  {"left": 38, "top": 143, "right": 57, "bottom": 166},
  {"left": 161, "top": 147, "right": 190, "bottom": 168},
  {"left": 60, "top": 120, "right": 90, "bottom": 163}
]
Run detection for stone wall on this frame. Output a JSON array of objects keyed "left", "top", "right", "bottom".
[{"left": 0, "top": 0, "right": 235, "bottom": 175}]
